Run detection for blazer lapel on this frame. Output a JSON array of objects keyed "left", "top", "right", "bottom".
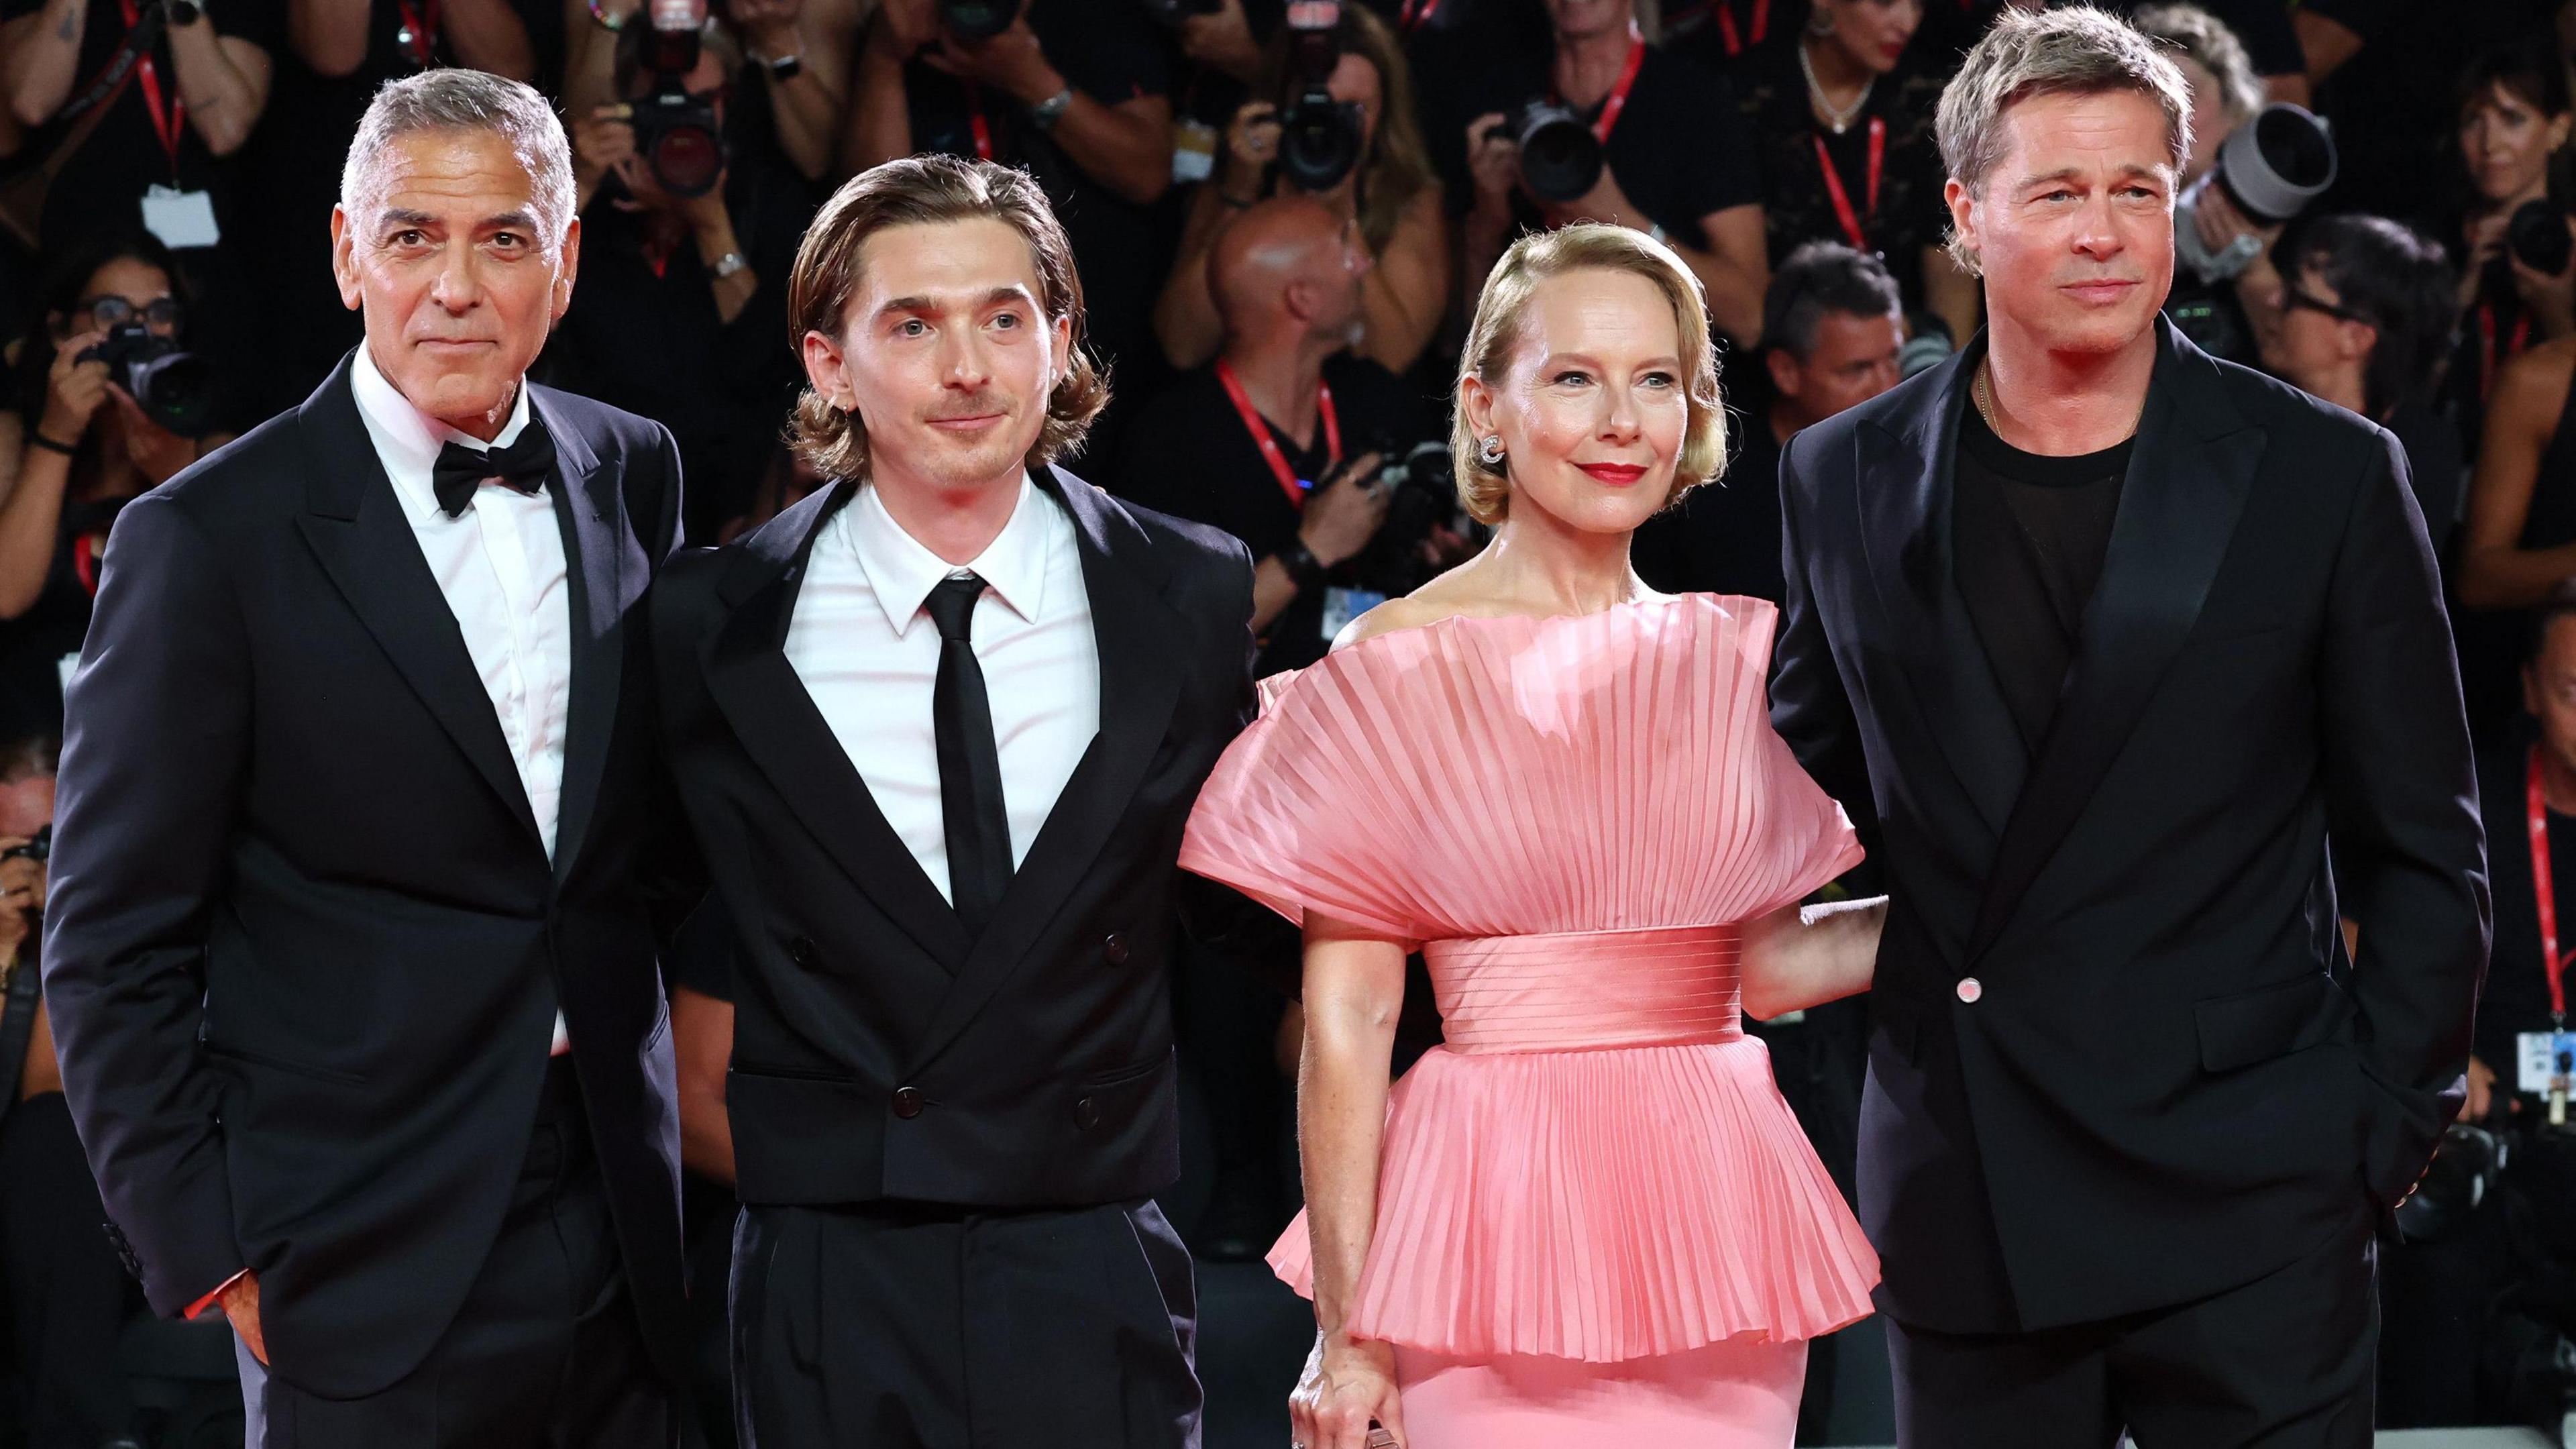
[
  {"left": 907, "top": 468, "right": 1189, "bottom": 1075},
  {"left": 1856, "top": 343, "right": 2026, "bottom": 839},
  {"left": 702, "top": 482, "right": 975, "bottom": 971},
  {"left": 1965, "top": 321, "right": 2266, "bottom": 960},
  {"left": 536, "top": 392, "right": 625, "bottom": 881},
  {"left": 291, "top": 356, "right": 543, "bottom": 849}
]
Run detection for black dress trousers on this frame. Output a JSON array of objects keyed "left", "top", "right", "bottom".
[
  {"left": 233, "top": 1057, "right": 674, "bottom": 1449},
  {"left": 731, "top": 1197, "right": 1201, "bottom": 1449}
]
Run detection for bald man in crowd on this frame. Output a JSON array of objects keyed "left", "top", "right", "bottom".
[{"left": 1114, "top": 197, "right": 1434, "bottom": 680}]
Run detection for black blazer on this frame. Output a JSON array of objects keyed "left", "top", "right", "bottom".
[
  {"left": 41, "top": 356, "right": 700, "bottom": 1397},
  {"left": 653, "top": 467, "right": 1256, "bottom": 1210},
  {"left": 1774, "top": 321, "right": 2489, "bottom": 1334}
]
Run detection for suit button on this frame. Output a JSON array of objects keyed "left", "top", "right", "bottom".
[
  {"left": 1075, "top": 1095, "right": 1101, "bottom": 1129},
  {"left": 891, "top": 1086, "right": 924, "bottom": 1119},
  {"left": 1102, "top": 932, "right": 1131, "bottom": 966},
  {"left": 1956, "top": 977, "right": 1984, "bottom": 1004},
  {"left": 788, "top": 936, "right": 817, "bottom": 968}
]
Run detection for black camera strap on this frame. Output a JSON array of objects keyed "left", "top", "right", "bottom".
[
  {"left": 58, "top": 0, "right": 168, "bottom": 129},
  {"left": 0, "top": 0, "right": 169, "bottom": 249}
]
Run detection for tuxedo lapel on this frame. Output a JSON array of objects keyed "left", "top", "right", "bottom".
[
  {"left": 1856, "top": 345, "right": 2025, "bottom": 839},
  {"left": 291, "top": 358, "right": 543, "bottom": 849},
  {"left": 1965, "top": 321, "right": 2265, "bottom": 961},
  {"left": 702, "top": 482, "right": 975, "bottom": 971},
  {"left": 536, "top": 392, "right": 625, "bottom": 881},
  {"left": 907, "top": 469, "right": 1188, "bottom": 1075}
]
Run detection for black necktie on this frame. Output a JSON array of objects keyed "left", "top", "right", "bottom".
[
  {"left": 431, "top": 418, "right": 557, "bottom": 519},
  {"left": 924, "top": 573, "right": 1014, "bottom": 936}
]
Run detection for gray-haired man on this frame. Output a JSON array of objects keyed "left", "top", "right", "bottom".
[
  {"left": 43, "top": 69, "right": 697, "bottom": 1446},
  {"left": 1772, "top": 7, "right": 2485, "bottom": 1446}
]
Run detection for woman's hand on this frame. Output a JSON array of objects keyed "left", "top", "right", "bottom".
[
  {"left": 573, "top": 103, "right": 639, "bottom": 176},
  {"left": 1464, "top": 112, "right": 1518, "bottom": 215},
  {"left": 1290, "top": 1333, "right": 1407, "bottom": 1449},
  {"left": 111, "top": 386, "right": 199, "bottom": 486},
  {"left": 1224, "top": 100, "right": 1281, "bottom": 193},
  {"left": 39, "top": 329, "right": 111, "bottom": 444},
  {"left": 2512, "top": 213, "right": 2576, "bottom": 337}
]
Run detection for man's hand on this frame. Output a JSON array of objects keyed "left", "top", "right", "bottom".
[
  {"left": 1544, "top": 160, "right": 1644, "bottom": 233},
  {"left": 573, "top": 103, "right": 640, "bottom": 176},
  {"left": 221, "top": 1271, "right": 266, "bottom": 1366},
  {"left": 1178, "top": 0, "right": 1261, "bottom": 83},
  {"left": 924, "top": 16, "right": 1062, "bottom": 106},
  {"left": 1298, "top": 452, "right": 1389, "bottom": 568},
  {"left": 2462, "top": 1054, "right": 2497, "bottom": 1123}
]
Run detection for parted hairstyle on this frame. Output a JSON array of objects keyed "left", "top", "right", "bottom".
[
  {"left": 786, "top": 154, "right": 1108, "bottom": 482},
  {"left": 1452, "top": 224, "right": 1726, "bottom": 527},
  {"left": 1935, "top": 6, "right": 2193, "bottom": 276}
]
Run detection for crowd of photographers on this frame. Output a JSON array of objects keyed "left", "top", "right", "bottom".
[{"left": 9, "top": 0, "right": 2576, "bottom": 1442}]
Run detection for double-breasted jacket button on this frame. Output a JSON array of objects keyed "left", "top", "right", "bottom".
[
  {"left": 891, "top": 1085, "right": 925, "bottom": 1119},
  {"left": 1955, "top": 977, "right": 1984, "bottom": 1004},
  {"left": 1102, "top": 932, "right": 1132, "bottom": 966},
  {"left": 788, "top": 936, "right": 818, "bottom": 969},
  {"left": 1074, "top": 1095, "right": 1102, "bottom": 1130}
]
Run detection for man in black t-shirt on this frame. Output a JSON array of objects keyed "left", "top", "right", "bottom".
[
  {"left": 1458, "top": 0, "right": 1771, "bottom": 343},
  {"left": 849, "top": 0, "right": 1178, "bottom": 437},
  {"left": 1113, "top": 196, "right": 1430, "bottom": 678}
]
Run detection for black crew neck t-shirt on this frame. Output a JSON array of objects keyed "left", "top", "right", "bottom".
[{"left": 1952, "top": 400, "right": 2133, "bottom": 751}]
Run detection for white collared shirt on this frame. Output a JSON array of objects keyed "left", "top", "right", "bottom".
[
  {"left": 347, "top": 347, "right": 572, "bottom": 1054},
  {"left": 783, "top": 475, "right": 1101, "bottom": 902}
]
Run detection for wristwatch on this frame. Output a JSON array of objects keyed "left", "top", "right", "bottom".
[
  {"left": 1279, "top": 537, "right": 1328, "bottom": 594},
  {"left": 164, "top": 0, "right": 203, "bottom": 27},
  {"left": 1026, "top": 86, "right": 1075, "bottom": 132},
  {"left": 709, "top": 250, "right": 749, "bottom": 280},
  {"left": 755, "top": 50, "right": 803, "bottom": 81}
]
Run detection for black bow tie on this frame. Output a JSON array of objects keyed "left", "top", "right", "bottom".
[{"left": 431, "top": 419, "right": 556, "bottom": 519}]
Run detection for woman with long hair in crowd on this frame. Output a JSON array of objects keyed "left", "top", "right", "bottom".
[
  {"left": 1153, "top": 3, "right": 1449, "bottom": 376},
  {"left": 0, "top": 233, "right": 228, "bottom": 739},
  {"left": 1180, "top": 222, "right": 1885, "bottom": 1447},
  {"left": 2449, "top": 38, "right": 2573, "bottom": 451}
]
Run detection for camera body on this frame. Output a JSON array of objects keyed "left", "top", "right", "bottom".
[
  {"left": 1277, "top": 0, "right": 1364, "bottom": 193},
  {"left": 1, "top": 825, "right": 50, "bottom": 866},
  {"left": 78, "top": 325, "right": 211, "bottom": 437},
  {"left": 1348, "top": 439, "right": 1474, "bottom": 598},
  {"left": 940, "top": 0, "right": 1018, "bottom": 40},
  {"left": 2512, "top": 198, "right": 2575, "bottom": 279},
  {"left": 1505, "top": 99, "right": 1602, "bottom": 205},
  {"left": 628, "top": 20, "right": 724, "bottom": 197}
]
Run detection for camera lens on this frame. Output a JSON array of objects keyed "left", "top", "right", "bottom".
[
  {"left": 2511, "top": 199, "right": 2575, "bottom": 278},
  {"left": 80, "top": 324, "right": 214, "bottom": 437},
  {"left": 938, "top": 0, "right": 1016, "bottom": 39},
  {"left": 645, "top": 105, "right": 724, "bottom": 197},
  {"left": 1511, "top": 101, "right": 1603, "bottom": 205},
  {"left": 2214, "top": 102, "right": 2337, "bottom": 225},
  {"left": 1279, "top": 91, "right": 1363, "bottom": 193}
]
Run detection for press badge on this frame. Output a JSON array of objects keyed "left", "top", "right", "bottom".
[
  {"left": 141, "top": 185, "right": 219, "bottom": 250},
  {"left": 2518, "top": 1030, "right": 2576, "bottom": 1096},
  {"left": 1173, "top": 119, "right": 1218, "bottom": 184},
  {"left": 1320, "top": 586, "right": 1386, "bottom": 642}
]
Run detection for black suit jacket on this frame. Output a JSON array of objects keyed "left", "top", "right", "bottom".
[
  {"left": 653, "top": 466, "right": 1256, "bottom": 1210},
  {"left": 41, "top": 356, "right": 699, "bottom": 1397},
  {"left": 1774, "top": 321, "right": 2489, "bottom": 1333}
]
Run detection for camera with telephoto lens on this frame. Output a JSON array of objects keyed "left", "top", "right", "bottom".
[
  {"left": 1504, "top": 98, "right": 1603, "bottom": 205},
  {"left": 1136, "top": 0, "right": 1218, "bottom": 21},
  {"left": 1348, "top": 438, "right": 1474, "bottom": 597},
  {"left": 2512, "top": 198, "right": 2576, "bottom": 278},
  {"left": 939, "top": 0, "right": 1018, "bottom": 39},
  {"left": 1273, "top": 0, "right": 1364, "bottom": 193},
  {"left": 627, "top": 17, "right": 724, "bottom": 198},
  {"left": 78, "top": 325, "right": 212, "bottom": 437},
  {"left": 2173, "top": 103, "right": 2338, "bottom": 285}
]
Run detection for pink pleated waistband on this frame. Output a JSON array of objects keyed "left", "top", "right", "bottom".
[{"left": 1422, "top": 924, "right": 1745, "bottom": 1053}]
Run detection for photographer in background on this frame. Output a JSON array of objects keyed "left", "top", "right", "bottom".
[
  {"left": 0, "top": 736, "right": 136, "bottom": 1449},
  {"left": 846, "top": 0, "right": 1179, "bottom": 426},
  {"left": 1460, "top": 0, "right": 1772, "bottom": 345},
  {"left": 1633, "top": 239, "right": 1900, "bottom": 602},
  {"left": 0, "top": 235, "right": 227, "bottom": 740},
  {"left": 2253, "top": 215, "right": 2464, "bottom": 557},
  {"left": 549, "top": 11, "right": 808, "bottom": 535},
  {"left": 1115, "top": 195, "right": 1434, "bottom": 680},
  {"left": 1155, "top": 2, "right": 1449, "bottom": 377},
  {"left": 2447, "top": 39, "right": 2573, "bottom": 455}
]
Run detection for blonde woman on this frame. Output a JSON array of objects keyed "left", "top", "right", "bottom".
[{"left": 1180, "top": 223, "right": 1886, "bottom": 1448}]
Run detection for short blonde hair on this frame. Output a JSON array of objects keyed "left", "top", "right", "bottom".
[{"left": 1452, "top": 224, "right": 1726, "bottom": 527}]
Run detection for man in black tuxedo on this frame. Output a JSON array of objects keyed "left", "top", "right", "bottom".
[
  {"left": 42, "top": 70, "right": 696, "bottom": 1446},
  {"left": 654, "top": 154, "right": 1252, "bottom": 1446},
  {"left": 1772, "top": 11, "right": 2487, "bottom": 1447}
]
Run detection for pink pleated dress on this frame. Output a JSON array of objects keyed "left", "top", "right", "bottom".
[{"left": 1178, "top": 595, "right": 1880, "bottom": 1447}]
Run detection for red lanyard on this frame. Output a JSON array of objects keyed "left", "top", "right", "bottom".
[
  {"left": 72, "top": 534, "right": 101, "bottom": 599},
  {"left": 394, "top": 0, "right": 440, "bottom": 67},
  {"left": 1813, "top": 117, "right": 1885, "bottom": 252},
  {"left": 1715, "top": 0, "right": 1768, "bottom": 56},
  {"left": 2533, "top": 745, "right": 2573, "bottom": 1024},
  {"left": 1216, "top": 360, "right": 1340, "bottom": 510},
  {"left": 2480, "top": 302, "right": 2532, "bottom": 400},
  {"left": 962, "top": 81, "right": 995, "bottom": 161},
  {"left": 119, "top": 0, "right": 184, "bottom": 178},
  {"left": 1554, "top": 28, "right": 1646, "bottom": 146}
]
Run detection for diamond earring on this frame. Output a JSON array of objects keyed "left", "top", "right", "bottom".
[{"left": 1479, "top": 434, "right": 1506, "bottom": 466}]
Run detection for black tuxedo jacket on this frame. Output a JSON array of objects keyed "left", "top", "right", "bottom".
[
  {"left": 1774, "top": 321, "right": 2489, "bottom": 1334},
  {"left": 41, "top": 356, "right": 700, "bottom": 1397},
  {"left": 652, "top": 466, "right": 1255, "bottom": 1210}
]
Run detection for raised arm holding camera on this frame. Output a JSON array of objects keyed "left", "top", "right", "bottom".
[{"left": 1460, "top": 0, "right": 1770, "bottom": 345}]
